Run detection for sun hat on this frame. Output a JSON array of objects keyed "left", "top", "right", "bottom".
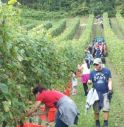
[{"left": 93, "top": 58, "right": 102, "bottom": 65}]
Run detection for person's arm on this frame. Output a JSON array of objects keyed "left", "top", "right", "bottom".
[
  {"left": 107, "top": 78, "right": 113, "bottom": 101},
  {"left": 27, "top": 101, "right": 41, "bottom": 116},
  {"left": 108, "top": 78, "right": 112, "bottom": 91},
  {"left": 88, "top": 72, "right": 92, "bottom": 85},
  {"left": 108, "top": 69, "right": 112, "bottom": 91},
  {"left": 77, "top": 64, "right": 83, "bottom": 70}
]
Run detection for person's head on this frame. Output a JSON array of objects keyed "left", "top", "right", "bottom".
[
  {"left": 32, "top": 84, "right": 46, "bottom": 96},
  {"left": 93, "top": 58, "right": 102, "bottom": 71}
]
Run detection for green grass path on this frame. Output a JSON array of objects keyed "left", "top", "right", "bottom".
[{"left": 71, "top": 17, "right": 124, "bottom": 127}]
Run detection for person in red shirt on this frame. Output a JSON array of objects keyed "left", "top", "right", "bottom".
[{"left": 27, "top": 85, "right": 79, "bottom": 127}]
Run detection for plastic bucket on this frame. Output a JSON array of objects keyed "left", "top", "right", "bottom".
[
  {"left": 48, "top": 107, "right": 56, "bottom": 122},
  {"left": 64, "top": 88, "right": 70, "bottom": 96},
  {"left": 17, "top": 122, "right": 45, "bottom": 127},
  {"left": 40, "top": 106, "right": 56, "bottom": 122}
]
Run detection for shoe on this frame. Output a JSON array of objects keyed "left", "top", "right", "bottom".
[
  {"left": 96, "top": 124, "right": 100, "bottom": 127},
  {"left": 96, "top": 125, "right": 100, "bottom": 127}
]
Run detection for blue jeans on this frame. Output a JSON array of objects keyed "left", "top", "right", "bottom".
[{"left": 55, "top": 111, "right": 68, "bottom": 127}]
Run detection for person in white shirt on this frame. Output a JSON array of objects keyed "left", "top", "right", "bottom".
[{"left": 78, "top": 59, "right": 90, "bottom": 96}]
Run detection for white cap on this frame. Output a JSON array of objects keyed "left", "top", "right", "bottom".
[{"left": 93, "top": 58, "right": 102, "bottom": 64}]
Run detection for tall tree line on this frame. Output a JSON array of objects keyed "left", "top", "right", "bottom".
[{"left": 2, "top": 0, "right": 124, "bottom": 15}]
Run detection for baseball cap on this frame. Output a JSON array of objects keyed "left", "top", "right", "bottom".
[{"left": 93, "top": 58, "right": 102, "bottom": 65}]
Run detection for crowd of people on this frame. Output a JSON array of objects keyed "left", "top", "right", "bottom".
[
  {"left": 25, "top": 37, "right": 113, "bottom": 127},
  {"left": 76, "top": 36, "right": 113, "bottom": 127}
]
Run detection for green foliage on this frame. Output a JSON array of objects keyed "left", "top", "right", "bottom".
[
  {"left": 55, "top": 18, "right": 80, "bottom": 41},
  {"left": 21, "top": 7, "right": 68, "bottom": 20},
  {"left": 116, "top": 13, "right": 124, "bottom": 33},
  {"left": 103, "top": 13, "right": 124, "bottom": 79},
  {"left": 63, "top": 18, "right": 80, "bottom": 40},
  {"left": 115, "top": 0, "right": 124, "bottom": 15},
  {"left": 48, "top": 19, "right": 66, "bottom": 37},
  {"left": 20, "top": 18, "right": 41, "bottom": 30},
  {"left": 0, "top": 1, "right": 64, "bottom": 125},
  {"left": 0, "top": 1, "right": 32, "bottom": 126},
  {"left": 0, "top": 83, "right": 8, "bottom": 93},
  {"left": 89, "top": 0, "right": 115, "bottom": 16},
  {"left": 18, "top": 0, "right": 124, "bottom": 16},
  {"left": 43, "top": 21, "right": 52, "bottom": 29},
  {"left": 0, "top": 2, "right": 92, "bottom": 125}
]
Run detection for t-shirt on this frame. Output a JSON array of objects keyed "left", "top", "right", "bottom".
[
  {"left": 36, "top": 90, "right": 64, "bottom": 108},
  {"left": 90, "top": 68, "right": 111, "bottom": 93},
  {"left": 95, "top": 48, "right": 102, "bottom": 58},
  {"left": 81, "top": 63, "right": 90, "bottom": 75}
]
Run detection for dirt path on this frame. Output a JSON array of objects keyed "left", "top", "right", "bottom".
[
  {"left": 74, "top": 25, "right": 86, "bottom": 40},
  {"left": 92, "top": 19, "right": 104, "bottom": 39},
  {"left": 110, "top": 18, "right": 124, "bottom": 40},
  {"left": 80, "top": 17, "right": 88, "bottom": 24}
]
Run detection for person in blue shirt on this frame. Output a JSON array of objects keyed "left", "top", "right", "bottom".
[
  {"left": 88, "top": 58, "right": 113, "bottom": 127},
  {"left": 95, "top": 47, "right": 102, "bottom": 58},
  {"left": 85, "top": 50, "right": 94, "bottom": 67}
]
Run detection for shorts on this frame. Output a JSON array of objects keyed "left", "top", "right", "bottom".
[{"left": 93, "top": 93, "right": 110, "bottom": 113}]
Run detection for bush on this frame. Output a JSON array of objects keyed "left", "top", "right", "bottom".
[{"left": 43, "top": 21, "right": 52, "bottom": 29}]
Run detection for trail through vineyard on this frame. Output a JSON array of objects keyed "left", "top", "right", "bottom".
[
  {"left": 73, "top": 26, "right": 83, "bottom": 40},
  {"left": 73, "top": 17, "right": 88, "bottom": 40},
  {"left": 110, "top": 18, "right": 124, "bottom": 40},
  {"left": 71, "top": 19, "right": 124, "bottom": 127}
]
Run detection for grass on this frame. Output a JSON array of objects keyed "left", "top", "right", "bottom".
[
  {"left": 80, "top": 16, "right": 88, "bottom": 24},
  {"left": 71, "top": 81, "right": 95, "bottom": 127}
]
